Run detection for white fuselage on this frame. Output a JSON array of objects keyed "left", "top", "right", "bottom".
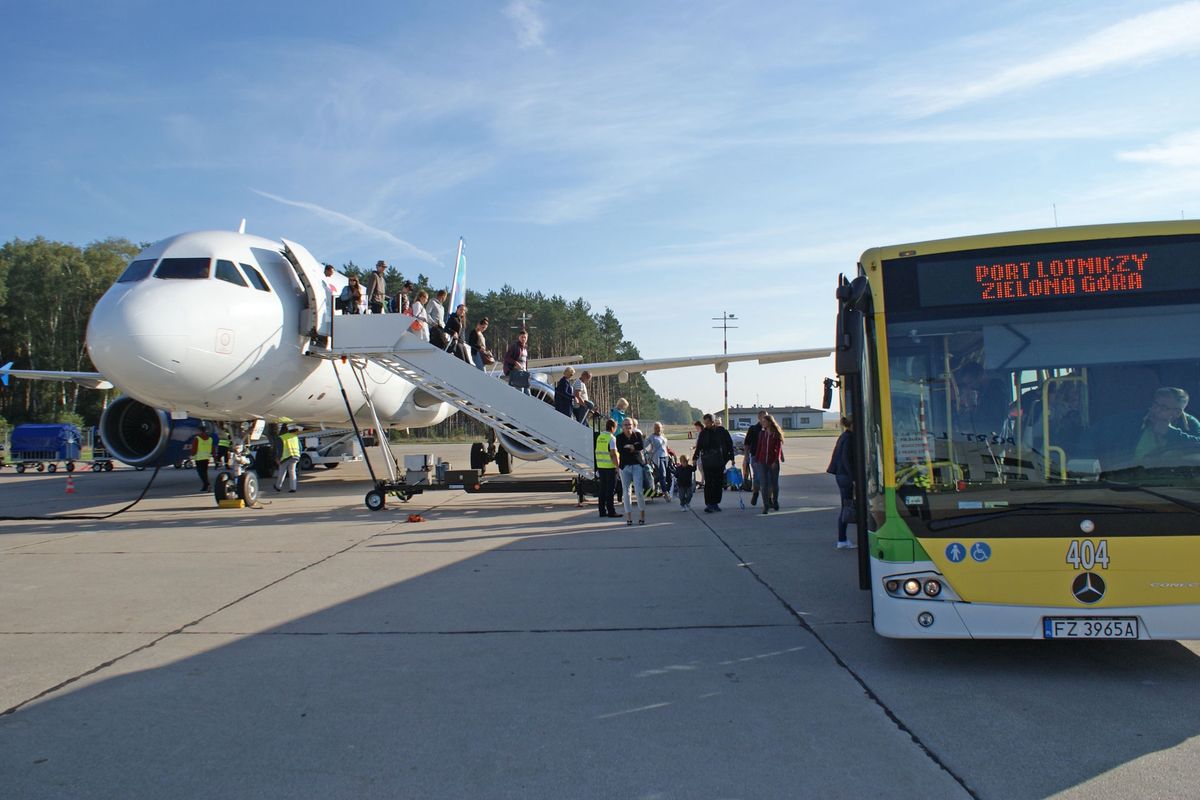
[{"left": 86, "top": 230, "right": 455, "bottom": 428}]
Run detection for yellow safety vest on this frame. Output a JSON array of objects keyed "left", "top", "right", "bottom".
[
  {"left": 193, "top": 436, "right": 213, "bottom": 460},
  {"left": 594, "top": 432, "right": 616, "bottom": 469},
  {"left": 280, "top": 432, "right": 301, "bottom": 460}
]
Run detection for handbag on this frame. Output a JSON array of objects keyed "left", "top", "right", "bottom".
[
  {"left": 482, "top": 351, "right": 496, "bottom": 365},
  {"left": 509, "top": 369, "right": 530, "bottom": 389}
]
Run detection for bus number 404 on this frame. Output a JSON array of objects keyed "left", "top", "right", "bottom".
[{"left": 1066, "top": 539, "right": 1110, "bottom": 571}]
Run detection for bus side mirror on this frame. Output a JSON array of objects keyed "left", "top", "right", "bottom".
[
  {"left": 834, "top": 275, "right": 870, "bottom": 375},
  {"left": 822, "top": 378, "right": 837, "bottom": 410},
  {"left": 835, "top": 309, "right": 862, "bottom": 375}
]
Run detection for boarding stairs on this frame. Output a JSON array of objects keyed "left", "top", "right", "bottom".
[{"left": 323, "top": 314, "right": 595, "bottom": 478}]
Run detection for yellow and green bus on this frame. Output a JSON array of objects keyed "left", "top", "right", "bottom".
[{"left": 834, "top": 220, "right": 1200, "bottom": 639}]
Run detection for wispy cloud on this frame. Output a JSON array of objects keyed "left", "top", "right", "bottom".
[
  {"left": 1119, "top": 130, "right": 1200, "bottom": 167},
  {"left": 902, "top": 2, "right": 1200, "bottom": 116},
  {"left": 250, "top": 189, "right": 440, "bottom": 265},
  {"left": 504, "top": 0, "right": 548, "bottom": 50}
]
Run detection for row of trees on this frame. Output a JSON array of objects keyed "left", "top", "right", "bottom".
[
  {"left": 0, "top": 237, "right": 140, "bottom": 427},
  {"left": 0, "top": 237, "right": 702, "bottom": 430}
]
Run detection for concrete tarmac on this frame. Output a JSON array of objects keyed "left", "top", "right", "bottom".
[{"left": 1, "top": 438, "right": 1199, "bottom": 799}]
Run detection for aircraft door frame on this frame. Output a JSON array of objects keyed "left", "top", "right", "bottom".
[{"left": 281, "top": 238, "right": 333, "bottom": 343}]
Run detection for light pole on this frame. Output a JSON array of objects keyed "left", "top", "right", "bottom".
[{"left": 712, "top": 312, "right": 737, "bottom": 426}]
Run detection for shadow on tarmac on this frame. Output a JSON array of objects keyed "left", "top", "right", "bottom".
[{"left": 1, "top": 470, "right": 1200, "bottom": 798}]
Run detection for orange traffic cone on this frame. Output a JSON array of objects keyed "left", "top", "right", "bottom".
[{"left": 65, "top": 474, "right": 76, "bottom": 494}]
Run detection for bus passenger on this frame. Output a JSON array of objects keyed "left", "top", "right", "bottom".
[
  {"left": 954, "top": 362, "right": 1009, "bottom": 436},
  {"left": 1091, "top": 386, "right": 1200, "bottom": 469}
]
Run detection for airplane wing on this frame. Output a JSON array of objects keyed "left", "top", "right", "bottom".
[
  {"left": 528, "top": 355, "right": 582, "bottom": 369},
  {"left": 0, "top": 362, "right": 114, "bottom": 391},
  {"left": 532, "top": 347, "right": 832, "bottom": 381}
]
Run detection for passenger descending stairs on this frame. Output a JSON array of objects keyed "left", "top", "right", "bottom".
[{"left": 325, "top": 315, "right": 595, "bottom": 477}]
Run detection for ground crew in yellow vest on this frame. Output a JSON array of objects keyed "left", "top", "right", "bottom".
[
  {"left": 595, "top": 418, "right": 620, "bottom": 519},
  {"left": 274, "top": 426, "right": 302, "bottom": 493},
  {"left": 189, "top": 428, "right": 214, "bottom": 493},
  {"left": 216, "top": 434, "right": 231, "bottom": 467}
]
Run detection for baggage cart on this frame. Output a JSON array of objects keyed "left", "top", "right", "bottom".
[{"left": 8, "top": 423, "right": 83, "bottom": 474}]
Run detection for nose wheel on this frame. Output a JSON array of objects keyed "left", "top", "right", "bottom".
[
  {"left": 213, "top": 471, "right": 259, "bottom": 505},
  {"left": 214, "top": 473, "right": 235, "bottom": 502},
  {"left": 238, "top": 472, "right": 259, "bottom": 504}
]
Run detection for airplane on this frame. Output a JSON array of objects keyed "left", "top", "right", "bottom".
[{"left": 0, "top": 226, "right": 830, "bottom": 503}]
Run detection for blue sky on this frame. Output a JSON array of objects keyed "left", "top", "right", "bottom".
[{"left": 4, "top": 1, "right": 1200, "bottom": 413}]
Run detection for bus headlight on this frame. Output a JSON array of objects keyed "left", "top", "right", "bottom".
[
  {"left": 882, "top": 571, "right": 959, "bottom": 602},
  {"left": 917, "top": 612, "right": 935, "bottom": 628}
]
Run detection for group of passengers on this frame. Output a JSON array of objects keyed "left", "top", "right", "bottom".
[
  {"left": 595, "top": 408, "right": 674, "bottom": 525},
  {"left": 326, "top": 261, "right": 500, "bottom": 367},
  {"left": 592, "top": 406, "right": 787, "bottom": 526}
]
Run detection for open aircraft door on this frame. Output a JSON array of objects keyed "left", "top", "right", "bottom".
[{"left": 281, "top": 238, "right": 334, "bottom": 343}]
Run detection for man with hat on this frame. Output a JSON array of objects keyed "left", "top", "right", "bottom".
[{"left": 366, "top": 260, "right": 388, "bottom": 314}]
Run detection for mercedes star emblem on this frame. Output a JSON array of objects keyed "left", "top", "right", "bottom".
[{"left": 1072, "top": 572, "right": 1106, "bottom": 604}]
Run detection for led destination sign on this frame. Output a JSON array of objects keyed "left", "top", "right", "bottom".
[
  {"left": 975, "top": 252, "right": 1145, "bottom": 301},
  {"left": 913, "top": 239, "right": 1200, "bottom": 309}
]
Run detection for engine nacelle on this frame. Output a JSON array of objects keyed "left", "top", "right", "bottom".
[
  {"left": 495, "top": 376, "right": 556, "bottom": 462},
  {"left": 99, "top": 397, "right": 204, "bottom": 468}
]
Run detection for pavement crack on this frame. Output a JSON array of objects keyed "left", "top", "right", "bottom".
[
  {"left": 181, "top": 623, "right": 795, "bottom": 636},
  {"left": 694, "top": 514, "right": 982, "bottom": 800}
]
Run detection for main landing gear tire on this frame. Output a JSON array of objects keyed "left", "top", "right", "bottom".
[
  {"left": 238, "top": 472, "right": 259, "bottom": 505},
  {"left": 470, "top": 442, "right": 487, "bottom": 471},
  {"left": 365, "top": 489, "right": 386, "bottom": 511},
  {"left": 299, "top": 453, "right": 314, "bottom": 471},
  {"left": 496, "top": 447, "right": 512, "bottom": 475},
  {"left": 214, "top": 473, "right": 236, "bottom": 503}
]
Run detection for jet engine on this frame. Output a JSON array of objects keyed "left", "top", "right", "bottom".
[
  {"left": 494, "top": 375, "right": 556, "bottom": 462},
  {"left": 99, "top": 396, "right": 204, "bottom": 468}
]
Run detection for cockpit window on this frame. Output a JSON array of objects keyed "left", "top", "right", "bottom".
[
  {"left": 241, "top": 263, "right": 271, "bottom": 292},
  {"left": 154, "top": 258, "right": 211, "bottom": 280},
  {"left": 215, "top": 259, "right": 248, "bottom": 287},
  {"left": 116, "top": 259, "right": 156, "bottom": 283}
]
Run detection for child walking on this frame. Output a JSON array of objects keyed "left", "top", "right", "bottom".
[{"left": 675, "top": 455, "right": 696, "bottom": 511}]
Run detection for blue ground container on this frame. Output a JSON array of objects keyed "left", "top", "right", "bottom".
[{"left": 10, "top": 423, "right": 82, "bottom": 462}]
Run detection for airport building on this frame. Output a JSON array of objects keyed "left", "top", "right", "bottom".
[{"left": 727, "top": 405, "right": 826, "bottom": 430}]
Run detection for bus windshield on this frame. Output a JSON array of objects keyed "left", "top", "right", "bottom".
[{"left": 885, "top": 302, "right": 1200, "bottom": 536}]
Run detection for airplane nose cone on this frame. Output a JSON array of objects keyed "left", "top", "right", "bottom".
[{"left": 87, "top": 284, "right": 191, "bottom": 395}]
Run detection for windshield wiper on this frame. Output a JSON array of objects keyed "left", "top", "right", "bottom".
[
  {"left": 927, "top": 501, "right": 1144, "bottom": 532},
  {"left": 1092, "top": 481, "right": 1200, "bottom": 515}
]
